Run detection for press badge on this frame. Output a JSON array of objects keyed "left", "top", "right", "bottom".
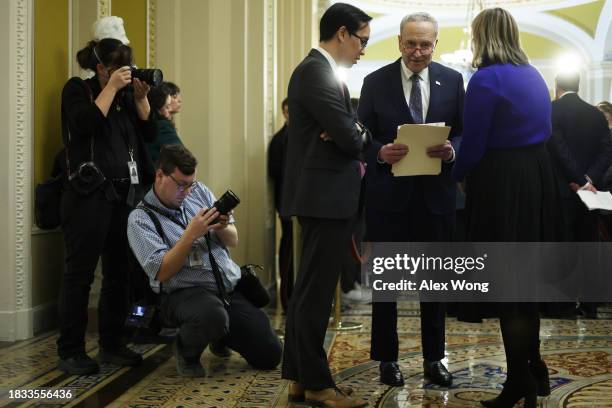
[
  {"left": 189, "top": 247, "right": 204, "bottom": 267},
  {"left": 128, "top": 161, "right": 139, "bottom": 184}
]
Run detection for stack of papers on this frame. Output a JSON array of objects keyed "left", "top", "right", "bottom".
[
  {"left": 577, "top": 190, "right": 612, "bottom": 211},
  {"left": 391, "top": 123, "right": 451, "bottom": 177}
]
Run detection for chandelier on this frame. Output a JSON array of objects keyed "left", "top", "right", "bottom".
[{"left": 440, "top": 0, "right": 485, "bottom": 76}]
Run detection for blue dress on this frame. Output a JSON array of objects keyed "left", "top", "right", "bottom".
[
  {"left": 452, "top": 63, "right": 551, "bottom": 182},
  {"left": 451, "top": 63, "right": 560, "bottom": 320}
]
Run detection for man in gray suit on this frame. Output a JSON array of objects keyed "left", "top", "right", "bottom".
[{"left": 280, "top": 3, "right": 371, "bottom": 407}]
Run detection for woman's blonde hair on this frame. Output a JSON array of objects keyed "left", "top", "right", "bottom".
[{"left": 471, "top": 8, "right": 528, "bottom": 68}]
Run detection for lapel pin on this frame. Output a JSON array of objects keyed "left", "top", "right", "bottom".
[{"left": 435, "top": 80, "right": 441, "bottom": 86}]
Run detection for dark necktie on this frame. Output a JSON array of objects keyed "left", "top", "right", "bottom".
[{"left": 409, "top": 74, "right": 423, "bottom": 124}]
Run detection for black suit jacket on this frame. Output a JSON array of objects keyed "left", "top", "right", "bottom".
[
  {"left": 358, "top": 59, "right": 464, "bottom": 215},
  {"left": 281, "top": 49, "right": 365, "bottom": 219},
  {"left": 268, "top": 123, "right": 288, "bottom": 211},
  {"left": 548, "top": 93, "right": 612, "bottom": 197}
]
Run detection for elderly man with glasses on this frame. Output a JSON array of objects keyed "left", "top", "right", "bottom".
[
  {"left": 358, "top": 12, "right": 465, "bottom": 388},
  {"left": 127, "top": 144, "right": 282, "bottom": 378}
]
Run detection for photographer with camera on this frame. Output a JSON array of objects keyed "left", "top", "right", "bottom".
[
  {"left": 57, "top": 38, "right": 160, "bottom": 375},
  {"left": 127, "top": 145, "right": 282, "bottom": 377}
]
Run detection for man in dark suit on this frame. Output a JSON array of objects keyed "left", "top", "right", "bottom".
[
  {"left": 281, "top": 3, "right": 371, "bottom": 407},
  {"left": 267, "top": 98, "right": 293, "bottom": 311},
  {"left": 358, "top": 12, "right": 464, "bottom": 387},
  {"left": 549, "top": 72, "right": 612, "bottom": 240},
  {"left": 547, "top": 73, "right": 612, "bottom": 317}
]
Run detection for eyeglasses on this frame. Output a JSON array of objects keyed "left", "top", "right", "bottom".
[
  {"left": 168, "top": 174, "right": 197, "bottom": 192},
  {"left": 350, "top": 32, "right": 369, "bottom": 49},
  {"left": 401, "top": 41, "right": 435, "bottom": 54}
]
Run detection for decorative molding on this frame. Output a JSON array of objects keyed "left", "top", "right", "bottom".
[
  {"left": 97, "top": 0, "right": 110, "bottom": 19},
  {"left": 11, "top": 0, "right": 32, "bottom": 318},
  {"left": 344, "top": 0, "right": 595, "bottom": 13},
  {"left": 368, "top": 12, "right": 597, "bottom": 62},
  {"left": 147, "top": 0, "right": 157, "bottom": 68}
]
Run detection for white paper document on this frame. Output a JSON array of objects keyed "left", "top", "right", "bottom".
[
  {"left": 576, "top": 190, "right": 612, "bottom": 211},
  {"left": 391, "top": 123, "right": 451, "bottom": 177}
]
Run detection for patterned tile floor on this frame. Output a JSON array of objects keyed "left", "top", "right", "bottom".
[{"left": 0, "top": 304, "right": 611, "bottom": 407}]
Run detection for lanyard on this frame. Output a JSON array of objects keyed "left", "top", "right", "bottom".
[
  {"left": 141, "top": 199, "right": 231, "bottom": 308},
  {"left": 142, "top": 200, "right": 187, "bottom": 229}
]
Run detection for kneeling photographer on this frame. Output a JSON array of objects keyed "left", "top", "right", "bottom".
[
  {"left": 57, "top": 38, "right": 160, "bottom": 375},
  {"left": 127, "top": 145, "right": 282, "bottom": 378}
]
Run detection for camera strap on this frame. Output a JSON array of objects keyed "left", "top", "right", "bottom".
[{"left": 139, "top": 200, "right": 230, "bottom": 308}]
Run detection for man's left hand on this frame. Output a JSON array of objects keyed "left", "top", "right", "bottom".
[
  {"left": 133, "top": 78, "right": 150, "bottom": 100},
  {"left": 427, "top": 140, "right": 453, "bottom": 161},
  {"left": 215, "top": 211, "right": 233, "bottom": 229}
]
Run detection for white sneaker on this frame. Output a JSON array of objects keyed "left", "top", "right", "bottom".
[{"left": 343, "top": 283, "right": 372, "bottom": 304}]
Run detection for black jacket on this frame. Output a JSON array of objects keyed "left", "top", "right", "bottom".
[
  {"left": 61, "top": 76, "right": 156, "bottom": 188},
  {"left": 268, "top": 123, "right": 288, "bottom": 211},
  {"left": 281, "top": 49, "right": 367, "bottom": 219},
  {"left": 548, "top": 93, "right": 612, "bottom": 197},
  {"left": 358, "top": 59, "right": 464, "bottom": 215}
]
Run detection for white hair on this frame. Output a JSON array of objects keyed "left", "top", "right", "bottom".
[
  {"left": 400, "top": 12, "right": 438, "bottom": 36},
  {"left": 92, "top": 16, "right": 130, "bottom": 45}
]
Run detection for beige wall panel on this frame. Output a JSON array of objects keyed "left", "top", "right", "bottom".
[
  {"left": 156, "top": 0, "right": 275, "bottom": 276},
  {"left": 31, "top": 235, "right": 64, "bottom": 306},
  {"left": 71, "top": 0, "right": 98, "bottom": 77},
  {"left": 31, "top": 0, "right": 68, "bottom": 314}
]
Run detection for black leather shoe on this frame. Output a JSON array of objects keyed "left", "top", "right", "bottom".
[
  {"left": 99, "top": 346, "right": 143, "bottom": 367},
  {"left": 380, "top": 362, "right": 405, "bottom": 386},
  {"left": 423, "top": 360, "right": 452, "bottom": 387},
  {"left": 58, "top": 352, "right": 100, "bottom": 375}
]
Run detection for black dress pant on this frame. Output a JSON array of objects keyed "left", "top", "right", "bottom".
[
  {"left": 57, "top": 187, "right": 132, "bottom": 358},
  {"left": 282, "top": 216, "right": 355, "bottom": 390},
  {"left": 366, "top": 194, "right": 454, "bottom": 362},
  {"left": 278, "top": 216, "right": 294, "bottom": 311},
  {"left": 162, "top": 287, "right": 282, "bottom": 369}
]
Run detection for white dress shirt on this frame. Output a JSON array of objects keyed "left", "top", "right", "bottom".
[
  {"left": 316, "top": 47, "right": 339, "bottom": 75},
  {"left": 400, "top": 59, "right": 430, "bottom": 121}
]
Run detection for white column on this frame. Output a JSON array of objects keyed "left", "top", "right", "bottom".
[
  {"left": 584, "top": 61, "right": 612, "bottom": 104},
  {"left": 0, "top": 0, "right": 34, "bottom": 341}
]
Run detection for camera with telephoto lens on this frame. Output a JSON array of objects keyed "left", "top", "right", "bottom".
[
  {"left": 213, "top": 190, "right": 240, "bottom": 215},
  {"left": 130, "top": 66, "right": 163, "bottom": 87}
]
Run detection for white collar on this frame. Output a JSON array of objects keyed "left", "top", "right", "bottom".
[
  {"left": 559, "top": 91, "right": 577, "bottom": 99},
  {"left": 400, "top": 59, "right": 429, "bottom": 83},
  {"left": 316, "top": 46, "right": 339, "bottom": 72}
]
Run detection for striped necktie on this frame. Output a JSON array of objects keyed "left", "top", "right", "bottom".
[{"left": 409, "top": 74, "right": 423, "bottom": 124}]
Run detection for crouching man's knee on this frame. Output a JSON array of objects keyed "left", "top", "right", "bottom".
[
  {"left": 245, "top": 336, "right": 283, "bottom": 370},
  {"left": 181, "top": 304, "right": 229, "bottom": 345}
]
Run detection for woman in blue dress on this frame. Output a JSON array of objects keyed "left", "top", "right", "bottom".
[{"left": 453, "top": 8, "right": 558, "bottom": 408}]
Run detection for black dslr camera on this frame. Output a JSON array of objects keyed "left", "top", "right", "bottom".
[
  {"left": 213, "top": 190, "right": 240, "bottom": 215},
  {"left": 130, "top": 66, "right": 163, "bottom": 87}
]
